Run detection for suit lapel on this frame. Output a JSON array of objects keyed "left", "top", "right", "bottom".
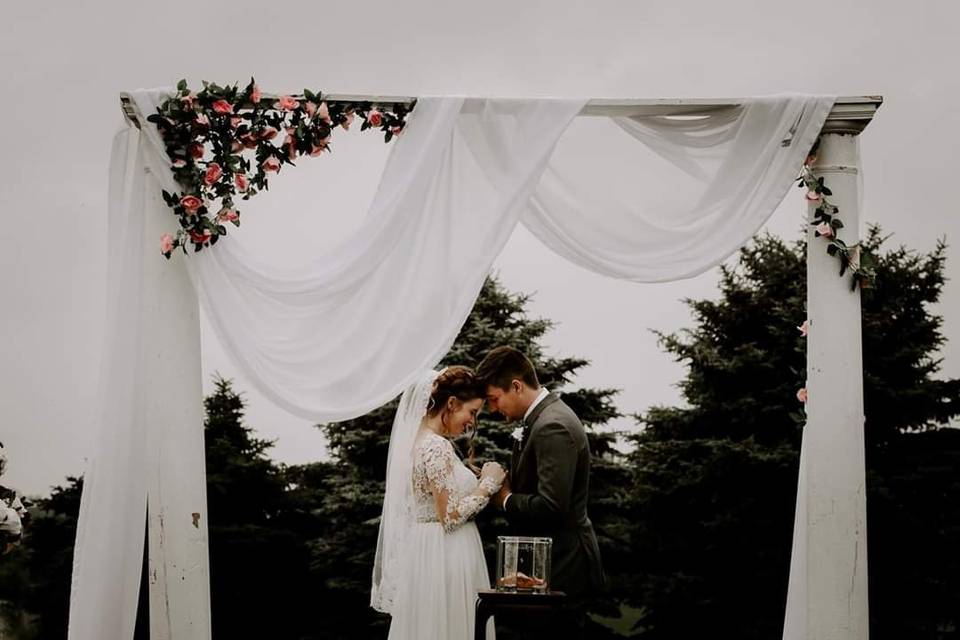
[{"left": 513, "top": 393, "right": 561, "bottom": 480}]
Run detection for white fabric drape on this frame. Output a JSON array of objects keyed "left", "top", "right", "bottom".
[{"left": 73, "top": 90, "right": 833, "bottom": 640}]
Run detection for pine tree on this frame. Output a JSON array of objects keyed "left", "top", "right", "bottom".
[{"left": 626, "top": 226, "right": 960, "bottom": 639}]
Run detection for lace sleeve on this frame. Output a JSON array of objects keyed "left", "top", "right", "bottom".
[{"left": 418, "top": 436, "right": 499, "bottom": 533}]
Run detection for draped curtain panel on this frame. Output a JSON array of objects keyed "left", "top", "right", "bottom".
[{"left": 69, "top": 91, "right": 833, "bottom": 640}]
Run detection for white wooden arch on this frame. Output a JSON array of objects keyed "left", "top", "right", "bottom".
[{"left": 119, "top": 94, "right": 881, "bottom": 640}]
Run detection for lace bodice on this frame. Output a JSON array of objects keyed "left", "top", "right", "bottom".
[{"left": 412, "top": 432, "right": 500, "bottom": 533}]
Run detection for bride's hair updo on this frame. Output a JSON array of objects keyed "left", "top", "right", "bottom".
[
  {"left": 427, "top": 366, "right": 484, "bottom": 471},
  {"left": 427, "top": 366, "right": 484, "bottom": 417}
]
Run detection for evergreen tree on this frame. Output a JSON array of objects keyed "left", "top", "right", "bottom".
[{"left": 627, "top": 226, "right": 960, "bottom": 638}]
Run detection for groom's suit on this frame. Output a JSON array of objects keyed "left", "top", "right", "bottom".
[{"left": 505, "top": 392, "right": 605, "bottom": 599}]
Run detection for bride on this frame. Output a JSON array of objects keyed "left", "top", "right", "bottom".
[{"left": 371, "top": 366, "right": 505, "bottom": 639}]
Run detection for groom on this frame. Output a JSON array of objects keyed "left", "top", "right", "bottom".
[{"left": 477, "top": 347, "right": 605, "bottom": 630}]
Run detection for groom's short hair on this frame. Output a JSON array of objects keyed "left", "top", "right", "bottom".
[{"left": 476, "top": 346, "right": 539, "bottom": 391}]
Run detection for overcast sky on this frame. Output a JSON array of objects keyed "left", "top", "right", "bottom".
[{"left": 2, "top": 1, "right": 958, "bottom": 496}]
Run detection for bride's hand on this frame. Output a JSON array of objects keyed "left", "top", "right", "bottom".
[{"left": 480, "top": 462, "right": 506, "bottom": 486}]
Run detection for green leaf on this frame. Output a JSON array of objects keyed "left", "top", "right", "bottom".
[{"left": 177, "top": 79, "right": 188, "bottom": 92}]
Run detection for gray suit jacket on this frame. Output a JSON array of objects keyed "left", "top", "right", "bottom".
[{"left": 505, "top": 392, "right": 605, "bottom": 598}]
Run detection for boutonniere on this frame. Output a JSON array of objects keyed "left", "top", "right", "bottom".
[{"left": 511, "top": 426, "right": 525, "bottom": 443}]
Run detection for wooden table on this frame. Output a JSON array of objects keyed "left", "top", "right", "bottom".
[{"left": 474, "top": 589, "right": 567, "bottom": 640}]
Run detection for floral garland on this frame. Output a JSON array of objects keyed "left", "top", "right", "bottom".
[
  {"left": 147, "top": 79, "right": 415, "bottom": 258},
  {"left": 0, "top": 442, "right": 28, "bottom": 554},
  {"left": 794, "top": 138, "right": 877, "bottom": 407},
  {"left": 797, "top": 139, "right": 876, "bottom": 291}
]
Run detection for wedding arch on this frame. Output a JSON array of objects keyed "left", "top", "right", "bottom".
[{"left": 71, "top": 85, "right": 881, "bottom": 640}]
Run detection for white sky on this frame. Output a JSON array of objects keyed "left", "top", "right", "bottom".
[{"left": 2, "top": 0, "right": 958, "bottom": 495}]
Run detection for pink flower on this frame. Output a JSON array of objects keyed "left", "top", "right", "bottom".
[
  {"left": 203, "top": 163, "right": 223, "bottom": 186},
  {"left": 262, "top": 156, "right": 281, "bottom": 173},
  {"left": 367, "top": 109, "right": 383, "bottom": 127},
  {"left": 273, "top": 95, "right": 299, "bottom": 111},
  {"left": 317, "top": 101, "right": 330, "bottom": 122},
  {"left": 796, "top": 387, "right": 808, "bottom": 403},
  {"left": 234, "top": 173, "right": 249, "bottom": 191},
  {"left": 390, "top": 125, "right": 403, "bottom": 137},
  {"left": 180, "top": 92, "right": 196, "bottom": 108},
  {"left": 259, "top": 126, "right": 278, "bottom": 141},
  {"left": 180, "top": 195, "right": 203, "bottom": 214},
  {"left": 250, "top": 84, "right": 262, "bottom": 104},
  {"left": 305, "top": 101, "right": 317, "bottom": 117},
  {"left": 189, "top": 144, "right": 204, "bottom": 160},
  {"left": 212, "top": 99, "right": 234, "bottom": 114},
  {"left": 805, "top": 190, "right": 822, "bottom": 202},
  {"left": 217, "top": 208, "right": 240, "bottom": 223},
  {"left": 195, "top": 112, "right": 209, "bottom": 126},
  {"left": 231, "top": 140, "right": 244, "bottom": 153},
  {"left": 189, "top": 228, "right": 212, "bottom": 244},
  {"left": 797, "top": 320, "right": 809, "bottom": 337},
  {"left": 240, "top": 133, "right": 258, "bottom": 149},
  {"left": 816, "top": 222, "right": 834, "bottom": 238},
  {"left": 172, "top": 159, "right": 187, "bottom": 169},
  {"left": 160, "top": 233, "right": 175, "bottom": 254},
  {"left": 341, "top": 111, "right": 355, "bottom": 130},
  {"left": 230, "top": 116, "right": 242, "bottom": 129}
]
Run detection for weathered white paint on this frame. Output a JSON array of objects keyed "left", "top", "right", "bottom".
[
  {"left": 784, "top": 130, "right": 870, "bottom": 640},
  {"left": 141, "top": 174, "right": 212, "bottom": 640}
]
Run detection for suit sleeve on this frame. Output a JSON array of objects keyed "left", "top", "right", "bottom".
[{"left": 505, "top": 421, "right": 577, "bottom": 527}]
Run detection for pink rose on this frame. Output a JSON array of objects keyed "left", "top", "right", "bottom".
[
  {"left": 189, "top": 144, "right": 204, "bottom": 160},
  {"left": 816, "top": 222, "right": 834, "bottom": 238},
  {"left": 250, "top": 84, "right": 262, "bottom": 104},
  {"left": 390, "top": 125, "right": 403, "bottom": 137},
  {"left": 195, "top": 112, "right": 209, "bottom": 126},
  {"left": 796, "top": 387, "right": 808, "bottom": 403},
  {"left": 305, "top": 101, "right": 317, "bottom": 117},
  {"left": 230, "top": 116, "right": 242, "bottom": 129},
  {"left": 273, "top": 95, "right": 299, "bottom": 111},
  {"left": 240, "top": 133, "right": 258, "bottom": 149},
  {"left": 217, "top": 208, "right": 240, "bottom": 223},
  {"left": 797, "top": 320, "right": 809, "bottom": 337},
  {"left": 203, "top": 163, "right": 223, "bottom": 186},
  {"left": 341, "top": 111, "right": 355, "bottom": 130},
  {"left": 172, "top": 159, "right": 187, "bottom": 169},
  {"left": 180, "top": 92, "right": 196, "bottom": 108},
  {"left": 234, "top": 173, "right": 249, "bottom": 191},
  {"left": 212, "top": 99, "right": 234, "bottom": 114},
  {"left": 318, "top": 101, "right": 330, "bottom": 123},
  {"left": 805, "top": 190, "right": 821, "bottom": 202},
  {"left": 259, "top": 126, "right": 278, "bottom": 141},
  {"left": 160, "top": 233, "right": 175, "bottom": 254},
  {"left": 180, "top": 195, "right": 203, "bottom": 214},
  {"left": 367, "top": 109, "right": 383, "bottom": 127},
  {"left": 189, "top": 228, "right": 212, "bottom": 244},
  {"left": 262, "top": 156, "right": 281, "bottom": 173},
  {"left": 231, "top": 140, "right": 244, "bottom": 153}
]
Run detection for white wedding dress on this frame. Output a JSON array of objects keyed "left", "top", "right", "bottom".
[{"left": 386, "top": 431, "right": 497, "bottom": 640}]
